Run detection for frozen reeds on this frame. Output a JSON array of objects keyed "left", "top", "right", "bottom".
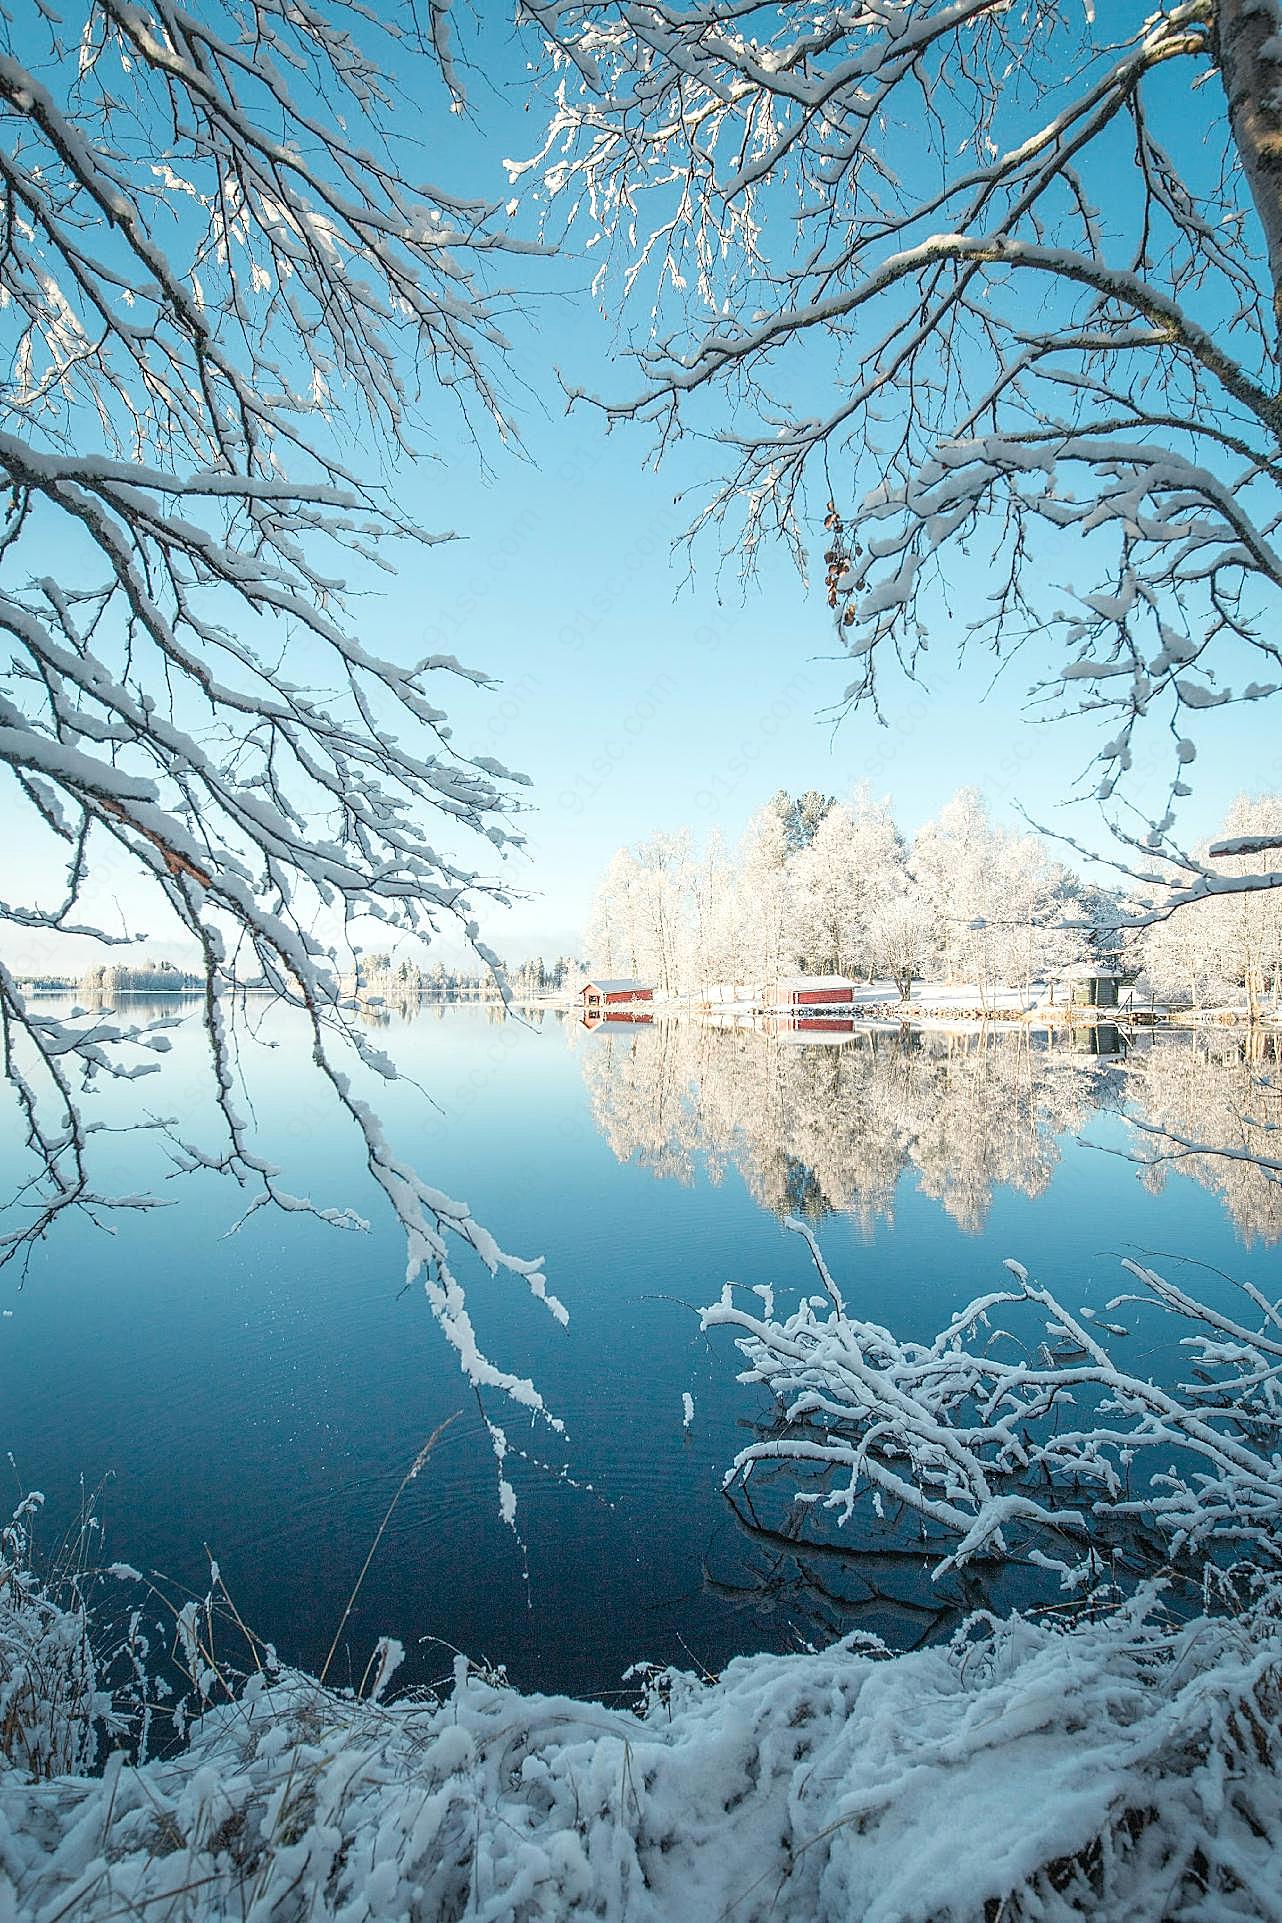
[{"left": 2, "top": 1570, "right": 1281, "bottom": 1921}]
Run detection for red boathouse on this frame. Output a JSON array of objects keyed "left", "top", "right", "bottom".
[
  {"left": 772, "top": 975, "right": 857, "bottom": 1011},
  {"left": 580, "top": 978, "right": 656, "bottom": 1020}
]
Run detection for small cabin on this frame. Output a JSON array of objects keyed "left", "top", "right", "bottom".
[
  {"left": 580, "top": 978, "right": 655, "bottom": 1020},
  {"left": 771, "top": 975, "right": 857, "bottom": 1012}
]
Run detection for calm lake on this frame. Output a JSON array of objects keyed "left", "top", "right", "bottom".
[{"left": 2, "top": 1000, "right": 1278, "bottom": 1701}]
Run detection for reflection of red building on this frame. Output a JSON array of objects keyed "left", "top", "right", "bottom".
[
  {"left": 767, "top": 1014, "right": 856, "bottom": 1043},
  {"left": 580, "top": 979, "right": 655, "bottom": 1020},
  {"left": 581, "top": 1009, "right": 655, "bottom": 1032}
]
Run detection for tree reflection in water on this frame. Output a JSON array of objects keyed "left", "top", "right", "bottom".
[
  {"left": 577, "top": 1020, "right": 1111, "bottom": 1235},
  {"left": 577, "top": 1019, "right": 1282, "bottom": 1246},
  {"left": 1120, "top": 1032, "right": 1282, "bottom": 1248},
  {"left": 578, "top": 1018, "right": 1282, "bottom": 1646},
  {"left": 704, "top": 1478, "right": 1013, "bottom": 1655}
]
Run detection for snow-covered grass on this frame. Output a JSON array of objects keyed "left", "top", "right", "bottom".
[
  {"left": 3, "top": 1574, "right": 1281, "bottom": 1921},
  {"left": 0, "top": 1495, "right": 102, "bottom": 1781}
]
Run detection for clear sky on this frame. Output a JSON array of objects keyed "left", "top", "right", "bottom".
[{"left": 7, "top": 14, "right": 1282, "bottom": 974}]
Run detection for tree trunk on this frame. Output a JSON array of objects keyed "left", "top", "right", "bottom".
[{"left": 1216, "top": 0, "right": 1282, "bottom": 348}]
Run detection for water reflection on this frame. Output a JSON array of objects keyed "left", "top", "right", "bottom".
[
  {"left": 1122, "top": 1031, "right": 1282, "bottom": 1246},
  {"left": 578, "top": 1021, "right": 1113, "bottom": 1234},
  {"left": 356, "top": 997, "right": 551, "bottom": 1030},
  {"left": 705, "top": 1481, "right": 1005, "bottom": 1652},
  {"left": 7, "top": 998, "right": 1279, "bottom": 1689},
  {"left": 45, "top": 993, "right": 1282, "bottom": 1244},
  {"left": 577, "top": 1018, "right": 1282, "bottom": 1244}
]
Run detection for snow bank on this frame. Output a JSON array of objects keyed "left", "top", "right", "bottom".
[{"left": 3, "top": 1586, "right": 1280, "bottom": 1922}]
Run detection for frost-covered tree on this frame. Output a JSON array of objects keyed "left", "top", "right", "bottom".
[
  {"left": 583, "top": 831, "right": 693, "bottom": 990},
  {"left": 1139, "top": 903, "right": 1233, "bottom": 1012},
  {"left": 583, "top": 847, "right": 644, "bottom": 979},
  {"left": 588, "top": 786, "right": 1084, "bottom": 997},
  {"left": 1213, "top": 796, "right": 1282, "bottom": 1018},
  {"left": 774, "top": 787, "right": 834, "bottom": 855},
  {"left": 910, "top": 788, "right": 1070, "bottom": 1001},
  {"left": 0, "top": 3, "right": 570, "bottom": 1443},
  {"left": 735, "top": 798, "right": 798, "bottom": 985},
  {"left": 686, "top": 829, "right": 740, "bottom": 986},
  {"left": 910, "top": 791, "right": 992, "bottom": 988},
  {"left": 517, "top": 2, "right": 1282, "bottom": 888},
  {"left": 1138, "top": 795, "right": 1282, "bottom": 1013},
  {"left": 866, "top": 883, "right": 934, "bottom": 1001},
  {"left": 791, "top": 790, "right": 906, "bottom": 978}
]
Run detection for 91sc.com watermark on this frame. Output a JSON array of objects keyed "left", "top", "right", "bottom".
[
  {"left": 559, "top": 673, "right": 680, "bottom": 814},
  {"left": 694, "top": 670, "right": 815, "bottom": 813}
]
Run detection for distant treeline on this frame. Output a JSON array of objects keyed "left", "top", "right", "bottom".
[
  {"left": 587, "top": 786, "right": 1282, "bottom": 1016},
  {"left": 20, "top": 955, "right": 583, "bottom": 1002},
  {"left": 80, "top": 961, "right": 205, "bottom": 992},
  {"left": 357, "top": 953, "right": 581, "bottom": 999}
]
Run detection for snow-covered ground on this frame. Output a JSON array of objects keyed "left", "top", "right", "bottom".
[{"left": 4, "top": 1583, "right": 1281, "bottom": 1923}]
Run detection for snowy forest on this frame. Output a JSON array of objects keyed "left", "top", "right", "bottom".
[
  {"left": 6, "top": 4, "right": 1282, "bottom": 1923},
  {"left": 588, "top": 785, "right": 1282, "bottom": 1011}
]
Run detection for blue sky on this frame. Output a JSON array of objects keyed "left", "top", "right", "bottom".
[{"left": 7, "top": 11, "right": 1282, "bottom": 972}]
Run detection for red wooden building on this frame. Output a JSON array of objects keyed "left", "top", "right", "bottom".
[
  {"left": 580, "top": 978, "right": 655, "bottom": 1020},
  {"left": 771, "top": 975, "right": 857, "bottom": 1011}
]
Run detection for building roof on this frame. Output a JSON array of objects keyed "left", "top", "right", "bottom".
[
  {"left": 777, "top": 974, "right": 856, "bottom": 992},
  {"left": 581, "top": 978, "right": 652, "bottom": 995},
  {"left": 774, "top": 1027, "right": 858, "bottom": 1047}
]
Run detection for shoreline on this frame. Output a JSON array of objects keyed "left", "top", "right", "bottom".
[{"left": 16, "top": 981, "right": 1282, "bottom": 1033}]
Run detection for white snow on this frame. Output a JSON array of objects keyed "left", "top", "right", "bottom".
[{"left": 3, "top": 1586, "right": 1280, "bottom": 1922}]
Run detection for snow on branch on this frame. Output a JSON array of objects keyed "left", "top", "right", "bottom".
[
  {"left": 0, "top": 2, "right": 562, "bottom": 1440},
  {"left": 515, "top": 1, "right": 1282, "bottom": 816},
  {"left": 705, "top": 1218, "right": 1282, "bottom": 1592}
]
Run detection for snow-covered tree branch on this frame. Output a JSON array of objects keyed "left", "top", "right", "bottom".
[
  {"left": 708, "top": 1219, "right": 1282, "bottom": 1595},
  {"left": 0, "top": 2, "right": 570, "bottom": 1433},
  {"left": 516, "top": 1, "right": 1282, "bottom": 854}
]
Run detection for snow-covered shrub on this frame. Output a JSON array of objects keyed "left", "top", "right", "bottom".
[
  {"left": 2, "top": 1583, "right": 1281, "bottom": 1922},
  {"left": 706, "top": 1220, "right": 1282, "bottom": 1597},
  {"left": 0, "top": 1495, "right": 103, "bottom": 1779}
]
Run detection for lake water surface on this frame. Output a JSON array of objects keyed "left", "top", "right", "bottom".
[{"left": 2, "top": 1001, "right": 1278, "bottom": 1700}]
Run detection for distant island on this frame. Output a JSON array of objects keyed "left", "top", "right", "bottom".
[{"left": 17, "top": 953, "right": 585, "bottom": 1004}]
